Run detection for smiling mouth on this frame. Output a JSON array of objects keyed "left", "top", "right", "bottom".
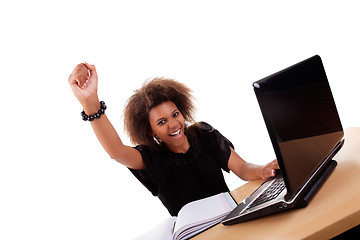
[{"left": 169, "top": 129, "right": 181, "bottom": 136}]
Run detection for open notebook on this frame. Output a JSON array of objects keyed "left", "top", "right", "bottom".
[{"left": 134, "top": 192, "right": 236, "bottom": 240}]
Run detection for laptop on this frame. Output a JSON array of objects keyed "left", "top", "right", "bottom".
[{"left": 222, "top": 55, "right": 344, "bottom": 225}]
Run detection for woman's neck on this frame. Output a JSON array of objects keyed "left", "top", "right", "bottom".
[{"left": 166, "top": 136, "right": 190, "bottom": 154}]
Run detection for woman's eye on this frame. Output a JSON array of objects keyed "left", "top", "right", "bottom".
[
  {"left": 173, "top": 112, "right": 179, "bottom": 117},
  {"left": 158, "top": 120, "right": 166, "bottom": 126}
]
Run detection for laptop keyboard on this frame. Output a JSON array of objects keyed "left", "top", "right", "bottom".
[{"left": 248, "top": 177, "right": 286, "bottom": 209}]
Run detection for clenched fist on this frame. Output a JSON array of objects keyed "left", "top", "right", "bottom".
[
  {"left": 69, "top": 63, "right": 89, "bottom": 88},
  {"left": 68, "top": 63, "right": 99, "bottom": 113}
]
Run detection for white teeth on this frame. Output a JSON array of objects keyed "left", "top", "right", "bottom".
[{"left": 170, "top": 129, "right": 181, "bottom": 136}]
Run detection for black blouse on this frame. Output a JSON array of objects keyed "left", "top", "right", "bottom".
[{"left": 128, "top": 122, "right": 234, "bottom": 216}]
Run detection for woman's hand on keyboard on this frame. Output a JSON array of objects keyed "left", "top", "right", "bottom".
[{"left": 259, "top": 159, "right": 280, "bottom": 180}]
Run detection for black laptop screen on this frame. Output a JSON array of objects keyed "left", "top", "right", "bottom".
[{"left": 253, "top": 55, "right": 343, "bottom": 199}]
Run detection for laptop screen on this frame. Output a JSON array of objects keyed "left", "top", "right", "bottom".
[{"left": 253, "top": 55, "right": 343, "bottom": 199}]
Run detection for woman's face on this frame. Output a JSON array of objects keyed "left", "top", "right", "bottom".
[{"left": 149, "top": 101, "right": 188, "bottom": 152}]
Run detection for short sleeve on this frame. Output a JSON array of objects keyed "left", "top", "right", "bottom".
[
  {"left": 128, "top": 145, "right": 159, "bottom": 196},
  {"left": 197, "top": 122, "right": 234, "bottom": 172}
]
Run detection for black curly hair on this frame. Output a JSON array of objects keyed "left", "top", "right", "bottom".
[{"left": 123, "top": 77, "right": 196, "bottom": 150}]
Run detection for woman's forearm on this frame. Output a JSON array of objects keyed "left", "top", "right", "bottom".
[
  {"left": 82, "top": 98, "right": 127, "bottom": 160},
  {"left": 88, "top": 113, "right": 125, "bottom": 160},
  {"left": 228, "top": 148, "right": 278, "bottom": 181},
  {"left": 239, "top": 162, "right": 264, "bottom": 181}
]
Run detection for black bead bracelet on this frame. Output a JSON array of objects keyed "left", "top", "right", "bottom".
[{"left": 81, "top": 101, "right": 107, "bottom": 121}]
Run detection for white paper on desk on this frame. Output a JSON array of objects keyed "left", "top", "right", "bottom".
[
  {"left": 133, "top": 216, "right": 176, "bottom": 240},
  {"left": 173, "top": 192, "right": 237, "bottom": 240}
]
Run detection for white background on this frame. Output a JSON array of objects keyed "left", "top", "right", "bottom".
[{"left": 1, "top": 1, "right": 359, "bottom": 239}]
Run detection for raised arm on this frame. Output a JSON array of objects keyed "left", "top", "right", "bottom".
[{"left": 68, "top": 63, "right": 145, "bottom": 170}]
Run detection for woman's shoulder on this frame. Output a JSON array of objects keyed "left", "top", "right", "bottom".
[
  {"left": 189, "top": 121, "right": 234, "bottom": 150},
  {"left": 133, "top": 144, "right": 165, "bottom": 162},
  {"left": 187, "top": 122, "right": 218, "bottom": 143},
  {"left": 188, "top": 121, "right": 215, "bottom": 132}
]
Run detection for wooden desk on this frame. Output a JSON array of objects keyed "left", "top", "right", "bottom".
[{"left": 194, "top": 127, "right": 360, "bottom": 240}]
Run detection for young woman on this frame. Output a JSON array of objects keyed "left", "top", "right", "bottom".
[{"left": 68, "top": 63, "right": 279, "bottom": 216}]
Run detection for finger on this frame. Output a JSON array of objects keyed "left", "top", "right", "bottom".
[
  {"left": 271, "top": 159, "right": 280, "bottom": 169},
  {"left": 69, "top": 63, "right": 88, "bottom": 86},
  {"left": 76, "top": 64, "right": 89, "bottom": 87},
  {"left": 68, "top": 75, "right": 82, "bottom": 89},
  {"left": 84, "top": 62, "right": 95, "bottom": 72},
  {"left": 82, "top": 79, "right": 89, "bottom": 89},
  {"left": 265, "top": 169, "right": 277, "bottom": 179},
  {"left": 84, "top": 63, "right": 98, "bottom": 78},
  {"left": 73, "top": 63, "right": 88, "bottom": 75},
  {"left": 272, "top": 163, "right": 280, "bottom": 170},
  {"left": 68, "top": 74, "right": 76, "bottom": 85},
  {"left": 76, "top": 75, "right": 87, "bottom": 88}
]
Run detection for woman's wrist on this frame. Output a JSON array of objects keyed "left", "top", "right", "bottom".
[
  {"left": 255, "top": 165, "right": 264, "bottom": 180},
  {"left": 81, "top": 97, "right": 100, "bottom": 115},
  {"left": 81, "top": 101, "right": 107, "bottom": 121},
  {"left": 241, "top": 162, "right": 263, "bottom": 181}
]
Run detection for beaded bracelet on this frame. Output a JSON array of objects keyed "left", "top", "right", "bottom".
[{"left": 81, "top": 101, "right": 107, "bottom": 121}]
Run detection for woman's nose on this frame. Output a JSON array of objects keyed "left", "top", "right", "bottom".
[{"left": 168, "top": 117, "right": 179, "bottom": 129}]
